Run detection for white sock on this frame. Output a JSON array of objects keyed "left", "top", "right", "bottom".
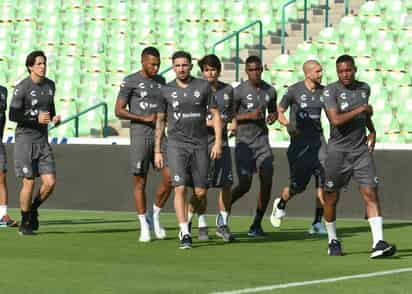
[
  {"left": 188, "top": 211, "right": 194, "bottom": 223},
  {"left": 179, "top": 222, "right": 190, "bottom": 236},
  {"left": 0, "top": 205, "right": 7, "bottom": 218},
  {"left": 368, "top": 216, "right": 383, "bottom": 248},
  {"left": 138, "top": 214, "right": 149, "bottom": 230},
  {"left": 325, "top": 221, "right": 337, "bottom": 243},
  {"left": 220, "top": 211, "right": 228, "bottom": 226},
  {"left": 198, "top": 214, "right": 208, "bottom": 228},
  {"left": 153, "top": 204, "right": 161, "bottom": 222}
]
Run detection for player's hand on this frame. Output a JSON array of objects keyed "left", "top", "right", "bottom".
[
  {"left": 52, "top": 115, "right": 61, "bottom": 126},
  {"left": 143, "top": 113, "right": 157, "bottom": 123},
  {"left": 366, "top": 132, "right": 376, "bottom": 152},
  {"left": 286, "top": 124, "right": 300, "bottom": 137},
  {"left": 210, "top": 142, "right": 222, "bottom": 160},
  {"left": 38, "top": 111, "right": 51, "bottom": 124},
  {"left": 362, "top": 104, "right": 373, "bottom": 116},
  {"left": 266, "top": 112, "right": 277, "bottom": 125},
  {"left": 154, "top": 152, "right": 164, "bottom": 169}
]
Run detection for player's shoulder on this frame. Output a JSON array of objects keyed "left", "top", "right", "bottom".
[
  {"left": 192, "top": 77, "right": 209, "bottom": 88},
  {"left": 354, "top": 80, "right": 370, "bottom": 91},
  {"left": 122, "top": 72, "right": 140, "bottom": 83},
  {"left": 14, "top": 77, "right": 32, "bottom": 91},
  {"left": 217, "top": 81, "right": 233, "bottom": 92},
  {"left": 324, "top": 81, "right": 340, "bottom": 92},
  {"left": 153, "top": 74, "right": 166, "bottom": 86},
  {"left": 261, "top": 80, "right": 275, "bottom": 91},
  {"left": 44, "top": 77, "right": 55, "bottom": 88},
  {"left": 287, "top": 80, "right": 304, "bottom": 93}
]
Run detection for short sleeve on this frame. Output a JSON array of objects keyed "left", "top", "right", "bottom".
[
  {"left": 116, "top": 78, "right": 133, "bottom": 102},
  {"left": 279, "top": 86, "right": 294, "bottom": 110},
  {"left": 267, "top": 88, "right": 277, "bottom": 113},
  {"left": 322, "top": 86, "right": 338, "bottom": 110}
]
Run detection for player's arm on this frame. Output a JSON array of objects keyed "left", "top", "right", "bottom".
[
  {"left": 365, "top": 116, "right": 376, "bottom": 152},
  {"left": 266, "top": 89, "right": 278, "bottom": 125},
  {"left": 50, "top": 83, "right": 60, "bottom": 126},
  {"left": 9, "top": 84, "right": 40, "bottom": 126},
  {"left": 227, "top": 88, "right": 237, "bottom": 136},
  {"left": 209, "top": 107, "right": 222, "bottom": 160},
  {"left": 115, "top": 99, "right": 156, "bottom": 124},
  {"left": 154, "top": 112, "right": 165, "bottom": 169},
  {"left": 0, "top": 87, "right": 7, "bottom": 139}
]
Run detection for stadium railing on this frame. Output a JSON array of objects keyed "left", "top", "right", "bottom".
[{"left": 49, "top": 102, "right": 108, "bottom": 138}]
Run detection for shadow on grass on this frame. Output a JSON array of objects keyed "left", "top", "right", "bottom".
[{"left": 40, "top": 219, "right": 135, "bottom": 226}]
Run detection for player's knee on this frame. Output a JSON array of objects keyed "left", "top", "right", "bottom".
[
  {"left": 362, "top": 187, "right": 377, "bottom": 203},
  {"left": 43, "top": 178, "right": 56, "bottom": 192},
  {"left": 194, "top": 188, "right": 207, "bottom": 199},
  {"left": 22, "top": 178, "right": 35, "bottom": 191}
]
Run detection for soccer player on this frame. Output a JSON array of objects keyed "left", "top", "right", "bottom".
[
  {"left": 115, "top": 46, "right": 169, "bottom": 242},
  {"left": 322, "top": 54, "right": 396, "bottom": 258},
  {"left": 270, "top": 60, "right": 327, "bottom": 235},
  {"left": 187, "top": 54, "right": 236, "bottom": 242},
  {"left": 9, "top": 50, "right": 60, "bottom": 235},
  {"left": 231, "top": 55, "right": 277, "bottom": 237},
  {"left": 154, "top": 51, "right": 222, "bottom": 249},
  {"left": 0, "top": 84, "right": 18, "bottom": 228}
]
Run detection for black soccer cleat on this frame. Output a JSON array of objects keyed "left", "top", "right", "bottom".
[
  {"left": 30, "top": 209, "right": 39, "bottom": 231},
  {"left": 328, "top": 239, "right": 344, "bottom": 256},
  {"left": 18, "top": 222, "right": 35, "bottom": 236},
  {"left": 179, "top": 234, "right": 192, "bottom": 249},
  {"left": 247, "top": 224, "right": 267, "bottom": 237},
  {"left": 370, "top": 240, "right": 397, "bottom": 259}
]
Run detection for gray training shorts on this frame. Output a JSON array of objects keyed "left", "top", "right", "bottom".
[
  {"left": 14, "top": 141, "right": 56, "bottom": 178},
  {"left": 130, "top": 137, "right": 154, "bottom": 175},
  {"left": 208, "top": 144, "right": 233, "bottom": 188},
  {"left": 324, "top": 147, "right": 378, "bottom": 192}
]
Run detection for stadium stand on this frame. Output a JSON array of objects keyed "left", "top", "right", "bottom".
[{"left": 0, "top": 0, "right": 410, "bottom": 143}]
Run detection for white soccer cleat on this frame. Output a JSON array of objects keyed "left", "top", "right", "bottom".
[
  {"left": 270, "top": 198, "right": 286, "bottom": 228},
  {"left": 308, "top": 222, "right": 328, "bottom": 235},
  {"left": 154, "top": 222, "right": 167, "bottom": 239},
  {"left": 139, "top": 227, "right": 151, "bottom": 242}
]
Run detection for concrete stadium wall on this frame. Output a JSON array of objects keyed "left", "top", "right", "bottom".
[{"left": 4, "top": 144, "right": 412, "bottom": 220}]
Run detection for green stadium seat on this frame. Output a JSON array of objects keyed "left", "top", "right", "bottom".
[{"left": 271, "top": 54, "right": 295, "bottom": 72}]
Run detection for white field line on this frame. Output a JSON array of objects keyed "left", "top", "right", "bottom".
[{"left": 210, "top": 268, "right": 412, "bottom": 294}]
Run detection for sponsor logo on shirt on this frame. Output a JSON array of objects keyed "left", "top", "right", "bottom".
[
  {"left": 171, "top": 91, "right": 178, "bottom": 99},
  {"left": 323, "top": 90, "right": 329, "bottom": 97},
  {"left": 140, "top": 91, "right": 148, "bottom": 98},
  {"left": 139, "top": 101, "right": 149, "bottom": 110},
  {"left": 194, "top": 90, "right": 200, "bottom": 98},
  {"left": 182, "top": 112, "right": 201, "bottom": 118},
  {"left": 223, "top": 93, "right": 229, "bottom": 101},
  {"left": 246, "top": 94, "right": 253, "bottom": 101},
  {"left": 30, "top": 90, "right": 37, "bottom": 97}
]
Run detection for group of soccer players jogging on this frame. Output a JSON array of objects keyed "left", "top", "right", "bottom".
[{"left": 0, "top": 47, "right": 396, "bottom": 258}]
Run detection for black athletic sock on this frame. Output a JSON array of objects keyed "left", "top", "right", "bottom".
[
  {"left": 21, "top": 211, "right": 30, "bottom": 224},
  {"left": 277, "top": 198, "right": 287, "bottom": 210},
  {"left": 252, "top": 209, "right": 265, "bottom": 227},
  {"left": 313, "top": 207, "right": 323, "bottom": 225},
  {"left": 31, "top": 196, "right": 43, "bottom": 210}
]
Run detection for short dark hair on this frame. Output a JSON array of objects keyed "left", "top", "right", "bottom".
[
  {"left": 336, "top": 54, "right": 355, "bottom": 67},
  {"left": 25, "top": 50, "right": 47, "bottom": 73},
  {"left": 245, "top": 55, "right": 262, "bottom": 65},
  {"left": 172, "top": 51, "right": 192, "bottom": 63},
  {"left": 141, "top": 46, "right": 160, "bottom": 58},
  {"left": 198, "top": 54, "right": 221, "bottom": 72}
]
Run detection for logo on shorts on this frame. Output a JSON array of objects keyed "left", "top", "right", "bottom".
[
  {"left": 194, "top": 90, "right": 200, "bottom": 98},
  {"left": 246, "top": 94, "right": 253, "bottom": 101},
  {"left": 374, "top": 177, "right": 379, "bottom": 184},
  {"left": 22, "top": 167, "right": 29, "bottom": 174},
  {"left": 171, "top": 91, "right": 178, "bottom": 99},
  {"left": 138, "top": 83, "right": 145, "bottom": 89},
  {"left": 174, "top": 175, "right": 180, "bottom": 182},
  {"left": 30, "top": 90, "right": 37, "bottom": 97},
  {"left": 326, "top": 181, "right": 334, "bottom": 188}
]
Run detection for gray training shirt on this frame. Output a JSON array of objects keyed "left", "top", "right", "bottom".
[
  {"left": 9, "top": 77, "right": 56, "bottom": 143},
  {"left": 207, "top": 81, "right": 234, "bottom": 147},
  {"left": 234, "top": 80, "right": 277, "bottom": 144},
  {"left": 322, "top": 80, "right": 371, "bottom": 151},
  {"left": 0, "top": 85, "right": 7, "bottom": 140},
  {"left": 117, "top": 72, "right": 165, "bottom": 139},
  {"left": 158, "top": 77, "right": 217, "bottom": 147},
  {"left": 279, "top": 81, "right": 324, "bottom": 146}
]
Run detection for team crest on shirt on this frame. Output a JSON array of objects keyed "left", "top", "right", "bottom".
[
  {"left": 361, "top": 92, "right": 367, "bottom": 99},
  {"left": 340, "top": 93, "right": 347, "bottom": 100},
  {"left": 31, "top": 99, "right": 38, "bottom": 106},
  {"left": 246, "top": 94, "right": 253, "bottom": 101},
  {"left": 139, "top": 102, "right": 149, "bottom": 110},
  {"left": 30, "top": 90, "right": 37, "bottom": 97},
  {"left": 265, "top": 94, "right": 270, "bottom": 102},
  {"left": 174, "top": 175, "right": 180, "bottom": 182},
  {"left": 326, "top": 181, "right": 334, "bottom": 188},
  {"left": 138, "top": 83, "right": 145, "bottom": 89},
  {"left": 223, "top": 93, "right": 229, "bottom": 101},
  {"left": 300, "top": 94, "right": 307, "bottom": 101},
  {"left": 194, "top": 90, "right": 200, "bottom": 98},
  {"left": 171, "top": 91, "right": 178, "bottom": 99},
  {"left": 323, "top": 90, "right": 329, "bottom": 97},
  {"left": 374, "top": 177, "right": 379, "bottom": 184},
  {"left": 22, "top": 167, "right": 29, "bottom": 174}
]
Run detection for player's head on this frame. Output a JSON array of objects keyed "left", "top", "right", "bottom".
[
  {"left": 303, "top": 60, "right": 322, "bottom": 85},
  {"left": 26, "top": 50, "right": 47, "bottom": 77},
  {"left": 245, "top": 55, "right": 263, "bottom": 84},
  {"left": 336, "top": 54, "right": 356, "bottom": 86},
  {"left": 172, "top": 51, "right": 192, "bottom": 81},
  {"left": 198, "top": 54, "right": 221, "bottom": 83},
  {"left": 141, "top": 46, "right": 161, "bottom": 78}
]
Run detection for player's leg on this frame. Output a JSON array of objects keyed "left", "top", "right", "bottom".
[
  {"left": 0, "top": 143, "right": 17, "bottom": 227},
  {"left": 216, "top": 185, "right": 235, "bottom": 242},
  {"left": 153, "top": 166, "right": 172, "bottom": 239},
  {"left": 134, "top": 174, "right": 151, "bottom": 242},
  {"left": 355, "top": 152, "right": 396, "bottom": 258},
  {"left": 192, "top": 187, "right": 208, "bottom": 240},
  {"left": 308, "top": 186, "right": 327, "bottom": 235},
  {"left": 231, "top": 143, "right": 254, "bottom": 205},
  {"left": 19, "top": 177, "right": 36, "bottom": 235}
]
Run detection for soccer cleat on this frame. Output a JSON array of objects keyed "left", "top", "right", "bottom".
[
  {"left": 30, "top": 209, "right": 39, "bottom": 231},
  {"left": 216, "top": 225, "right": 235, "bottom": 242},
  {"left": 370, "top": 240, "right": 397, "bottom": 259},
  {"left": 328, "top": 239, "right": 344, "bottom": 256},
  {"left": 198, "top": 227, "right": 209, "bottom": 241},
  {"left": 247, "top": 224, "right": 267, "bottom": 237},
  {"left": 0, "top": 215, "right": 18, "bottom": 228},
  {"left": 139, "top": 227, "right": 151, "bottom": 242},
  {"left": 18, "top": 222, "right": 35, "bottom": 236},
  {"left": 153, "top": 222, "right": 166, "bottom": 239},
  {"left": 270, "top": 198, "right": 286, "bottom": 228},
  {"left": 308, "top": 222, "right": 328, "bottom": 235},
  {"left": 179, "top": 234, "right": 192, "bottom": 249}
]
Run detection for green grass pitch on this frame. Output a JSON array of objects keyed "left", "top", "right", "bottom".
[{"left": 1, "top": 209, "right": 411, "bottom": 294}]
